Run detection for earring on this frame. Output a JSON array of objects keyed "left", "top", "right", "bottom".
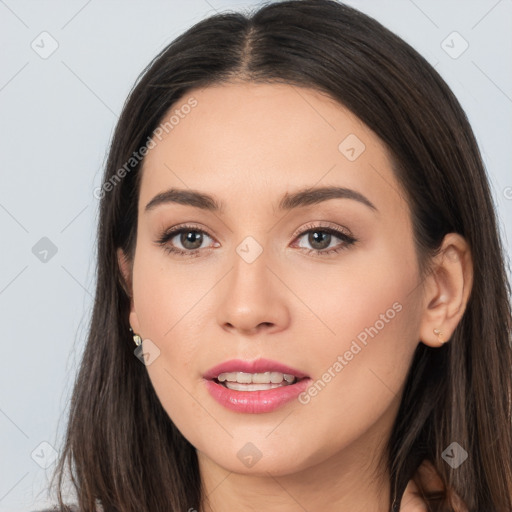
[
  {"left": 433, "top": 328, "right": 446, "bottom": 344},
  {"left": 129, "top": 326, "right": 142, "bottom": 346}
]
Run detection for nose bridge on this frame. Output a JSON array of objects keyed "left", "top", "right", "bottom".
[
  {"left": 232, "top": 239, "right": 271, "bottom": 297},
  {"left": 216, "top": 236, "right": 290, "bottom": 333}
]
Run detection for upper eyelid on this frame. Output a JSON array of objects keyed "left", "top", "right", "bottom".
[{"left": 291, "top": 221, "right": 353, "bottom": 239}]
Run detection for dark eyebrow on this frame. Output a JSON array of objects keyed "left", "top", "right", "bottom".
[
  {"left": 144, "top": 186, "right": 377, "bottom": 213},
  {"left": 278, "top": 186, "right": 377, "bottom": 212},
  {"left": 145, "top": 188, "right": 222, "bottom": 213}
]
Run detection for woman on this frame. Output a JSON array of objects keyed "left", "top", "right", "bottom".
[{"left": 45, "top": 0, "right": 512, "bottom": 510}]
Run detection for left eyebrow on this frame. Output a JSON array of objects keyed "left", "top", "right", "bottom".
[
  {"left": 278, "top": 185, "right": 378, "bottom": 213},
  {"left": 144, "top": 185, "right": 378, "bottom": 214}
]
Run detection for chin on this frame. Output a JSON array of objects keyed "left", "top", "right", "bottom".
[{"left": 196, "top": 438, "right": 323, "bottom": 477}]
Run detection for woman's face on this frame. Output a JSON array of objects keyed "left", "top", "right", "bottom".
[{"left": 120, "top": 82, "right": 427, "bottom": 478}]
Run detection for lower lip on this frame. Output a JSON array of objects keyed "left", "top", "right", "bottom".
[{"left": 204, "top": 378, "right": 312, "bottom": 413}]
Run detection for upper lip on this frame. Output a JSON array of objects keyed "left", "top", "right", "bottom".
[{"left": 203, "top": 358, "right": 309, "bottom": 380}]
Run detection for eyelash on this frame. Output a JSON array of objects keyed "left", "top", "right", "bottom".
[{"left": 155, "top": 222, "right": 357, "bottom": 258}]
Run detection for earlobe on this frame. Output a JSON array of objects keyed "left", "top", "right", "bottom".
[
  {"left": 419, "top": 233, "right": 473, "bottom": 348},
  {"left": 432, "top": 328, "right": 445, "bottom": 344}
]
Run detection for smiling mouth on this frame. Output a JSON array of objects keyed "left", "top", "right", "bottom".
[{"left": 213, "top": 371, "right": 304, "bottom": 391}]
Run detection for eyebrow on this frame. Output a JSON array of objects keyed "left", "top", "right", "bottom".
[{"left": 144, "top": 186, "right": 377, "bottom": 213}]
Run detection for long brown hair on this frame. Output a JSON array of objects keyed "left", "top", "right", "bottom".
[{"left": 49, "top": 1, "right": 512, "bottom": 510}]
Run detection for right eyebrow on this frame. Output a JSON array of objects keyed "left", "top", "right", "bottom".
[{"left": 145, "top": 188, "right": 222, "bottom": 213}]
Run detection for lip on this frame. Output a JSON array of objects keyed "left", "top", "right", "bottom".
[{"left": 203, "top": 358, "right": 311, "bottom": 414}]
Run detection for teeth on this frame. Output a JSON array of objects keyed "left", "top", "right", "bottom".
[
  {"left": 236, "top": 372, "right": 252, "bottom": 384},
  {"left": 225, "top": 382, "right": 285, "bottom": 391},
  {"left": 216, "top": 371, "right": 297, "bottom": 385}
]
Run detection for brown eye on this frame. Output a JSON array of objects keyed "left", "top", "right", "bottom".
[
  {"left": 179, "top": 230, "right": 204, "bottom": 250},
  {"left": 307, "top": 230, "right": 332, "bottom": 250},
  {"left": 155, "top": 224, "right": 217, "bottom": 257},
  {"left": 293, "top": 224, "right": 357, "bottom": 256}
]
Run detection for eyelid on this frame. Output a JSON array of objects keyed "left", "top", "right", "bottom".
[
  {"left": 290, "top": 221, "right": 354, "bottom": 240},
  {"left": 157, "top": 222, "right": 215, "bottom": 242}
]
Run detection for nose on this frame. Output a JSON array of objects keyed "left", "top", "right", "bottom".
[{"left": 216, "top": 246, "right": 291, "bottom": 336}]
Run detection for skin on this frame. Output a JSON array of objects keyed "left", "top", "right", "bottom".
[{"left": 118, "top": 82, "right": 473, "bottom": 511}]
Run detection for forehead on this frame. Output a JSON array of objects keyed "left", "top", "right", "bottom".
[{"left": 138, "top": 82, "right": 406, "bottom": 218}]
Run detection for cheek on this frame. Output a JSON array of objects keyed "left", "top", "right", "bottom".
[
  {"left": 131, "top": 252, "right": 215, "bottom": 439},
  {"left": 289, "top": 235, "right": 419, "bottom": 352},
  {"left": 288, "top": 240, "right": 422, "bottom": 414},
  {"left": 292, "top": 295, "right": 419, "bottom": 463},
  {"left": 307, "top": 250, "right": 420, "bottom": 393},
  {"left": 132, "top": 248, "right": 209, "bottom": 346}
]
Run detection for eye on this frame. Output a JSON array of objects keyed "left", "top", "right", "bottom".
[
  {"left": 155, "top": 224, "right": 218, "bottom": 257},
  {"left": 291, "top": 222, "right": 357, "bottom": 256}
]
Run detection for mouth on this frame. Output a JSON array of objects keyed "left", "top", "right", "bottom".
[
  {"left": 203, "top": 358, "right": 311, "bottom": 413},
  {"left": 203, "top": 357, "right": 309, "bottom": 388}
]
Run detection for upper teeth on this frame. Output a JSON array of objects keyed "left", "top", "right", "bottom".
[{"left": 217, "top": 372, "right": 296, "bottom": 384}]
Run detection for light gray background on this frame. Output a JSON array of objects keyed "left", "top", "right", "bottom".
[{"left": 0, "top": 1, "right": 511, "bottom": 510}]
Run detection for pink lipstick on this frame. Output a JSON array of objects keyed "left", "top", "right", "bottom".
[{"left": 203, "top": 358, "right": 311, "bottom": 414}]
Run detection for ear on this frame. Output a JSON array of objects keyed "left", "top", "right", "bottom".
[
  {"left": 117, "top": 248, "right": 141, "bottom": 334},
  {"left": 419, "top": 233, "right": 473, "bottom": 347}
]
